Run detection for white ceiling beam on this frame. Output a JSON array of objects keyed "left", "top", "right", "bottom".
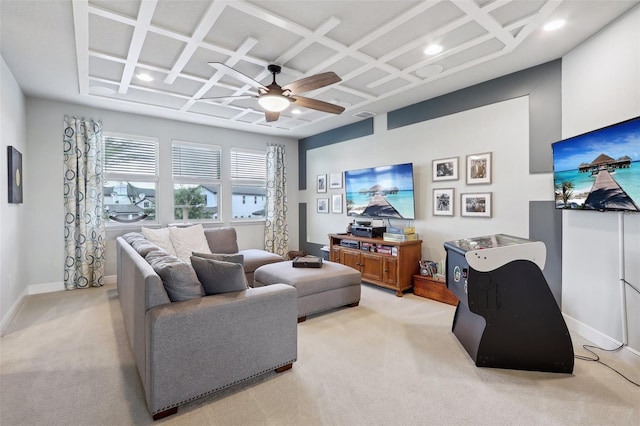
[
  {"left": 118, "top": 0, "right": 157, "bottom": 95},
  {"left": 164, "top": 1, "right": 227, "bottom": 85},
  {"left": 72, "top": 0, "right": 90, "bottom": 96}
]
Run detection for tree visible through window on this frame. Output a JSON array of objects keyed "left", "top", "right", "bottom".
[{"left": 172, "top": 141, "right": 221, "bottom": 221}]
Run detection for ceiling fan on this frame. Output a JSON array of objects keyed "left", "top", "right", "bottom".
[{"left": 201, "top": 63, "right": 345, "bottom": 122}]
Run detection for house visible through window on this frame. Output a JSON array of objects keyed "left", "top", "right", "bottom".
[
  {"left": 172, "top": 141, "right": 221, "bottom": 221},
  {"left": 230, "top": 148, "right": 266, "bottom": 219},
  {"left": 103, "top": 133, "right": 159, "bottom": 223}
]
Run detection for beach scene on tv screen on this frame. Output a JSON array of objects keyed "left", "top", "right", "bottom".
[
  {"left": 553, "top": 118, "right": 640, "bottom": 211},
  {"left": 345, "top": 163, "right": 415, "bottom": 219}
]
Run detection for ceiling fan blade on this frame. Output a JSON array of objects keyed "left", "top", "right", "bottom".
[
  {"left": 208, "top": 62, "right": 267, "bottom": 90},
  {"left": 265, "top": 111, "right": 280, "bottom": 122},
  {"left": 198, "top": 95, "right": 256, "bottom": 102},
  {"left": 291, "top": 96, "right": 345, "bottom": 114},
  {"left": 282, "top": 72, "right": 341, "bottom": 94}
]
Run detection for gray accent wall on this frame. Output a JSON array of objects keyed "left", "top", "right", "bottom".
[
  {"left": 298, "top": 202, "right": 323, "bottom": 256},
  {"left": 298, "top": 118, "right": 373, "bottom": 190},
  {"left": 387, "top": 59, "right": 561, "bottom": 173},
  {"left": 529, "top": 201, "right": 563, "bottom": 307}
]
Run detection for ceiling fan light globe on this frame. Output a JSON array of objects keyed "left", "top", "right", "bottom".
[{"left": 258, "top": 95, "right": 290, "bottom": 112}]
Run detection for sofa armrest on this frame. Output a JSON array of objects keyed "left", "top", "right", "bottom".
[{"left": 143, "top": 284, "right": 297, "bottom": 415}]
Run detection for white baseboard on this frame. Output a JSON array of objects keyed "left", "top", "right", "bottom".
[
  {"left": 564, "top": 313, "right": 640, "bottom": 364},
  {"left": 0, "top": 287, "right": 28, "bottom": 336},
  {"left": 28, "top": 281, "right": 65, "bottom": 295}
]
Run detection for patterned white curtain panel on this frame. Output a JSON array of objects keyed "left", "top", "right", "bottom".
[
  {"left": 63, "top": 116, "right": 106, "bottom": 289},
  {"left": 264, "top": 144, "right": 288, "bottom": 256}
]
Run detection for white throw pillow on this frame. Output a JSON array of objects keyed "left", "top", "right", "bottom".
[
  {"left": 141, "top": 227, "right": 177, "bottom": 256},
  {"left": 169, "top": 224, "right": 211, "bottom": 263}
]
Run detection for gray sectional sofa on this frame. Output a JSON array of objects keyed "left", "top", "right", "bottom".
[{"left": 116, "top": 227, "right": 295, "bottom": 419}]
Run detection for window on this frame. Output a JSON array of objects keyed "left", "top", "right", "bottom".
[
  {"left": 172, "top": 141, "right": 221, "bottom": 221},
  {"left": 230, "top": 148, "right": 266, "bottom": 219},
  {"left": 103, "top": 133, "right": 159, "bottom": 223}
]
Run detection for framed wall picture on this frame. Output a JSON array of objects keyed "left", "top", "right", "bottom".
[
  {"left": 433, "top": 188, "right": 454, "bottom": 216},
  {"left": 461, "top": 192, "right": 492, "bottom": 217},
  {"left": 432, "top": 157, "right": 459, "bottom": 181},
  {"left": 332, "top": 193, "right": 343, "bottom": 214},
  {"left": 329, "top": 173, "right": 343, "bottom": 189},
  {"left": 7, "top": 146, "right": 23, "bottom": 204},
  {"left": 317, "top": 174, "right": 327, "bottom": 193},
  {"left": 317, "top": 198, "right": 329, "bottom": 213},
  {"left": 466, "top": 152, "right": 492, "bottom": 184}
]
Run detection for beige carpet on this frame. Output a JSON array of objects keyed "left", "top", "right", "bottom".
[{"left": 1, "top": 283, "right": 638, "bottom": 426}]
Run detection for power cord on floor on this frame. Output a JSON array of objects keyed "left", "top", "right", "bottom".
[
  {"left": 574, "top": 343, "right": 640, "bottom": 387},
  {"left": 575, "top": 278, "right": 640, "bottom": 386}
]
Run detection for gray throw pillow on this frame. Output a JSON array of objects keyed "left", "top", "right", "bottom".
[
  {"left": 146, "top": 251, "right": 204, "bottom": 302},
  {"left": 190, "top": 256, "right": 248, "bottom": 295},
  {"left": 132, "top": 239, "right": 162, "bottom": 257},
  {"left": 122, "top": 232, "right": 145, "bottom": 245},
  {"left": 192, "top": 251, "right": 244, "bottom": 265}
]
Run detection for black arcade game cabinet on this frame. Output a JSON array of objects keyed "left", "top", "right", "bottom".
[{"left": 444, "top": 234, "right": 574, "bottom": 373}]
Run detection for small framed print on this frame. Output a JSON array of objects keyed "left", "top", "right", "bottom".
[
  {"left": 432, "top": 157, "right": 459, "bottom": 181},
  {"left": 466, "top": 152, "right": 492, "bottom": 185},
  {"left": 329, "top": 173, "right": 343, "bottom": 189},
  {"left": 317, "top": 198, "right": 329, "bottom": 213},
  {"left": 332, "top": 193, "right": 343, "bottom": 214},
  {"left": 317, "top": 174, "right": 327, "bottom": 193},
  {"left": 433, "top": 188, "right": 454, "bottom": 216},
  {"left": 7, "top": 146, "right": 23, "bottom": 204},
  {"left": 461, "top": 192, "right": 492, "bottom": 218}
]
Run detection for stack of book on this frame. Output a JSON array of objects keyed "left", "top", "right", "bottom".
[{"left": 383, "top": 226, "right": 418, "bottom": 243}]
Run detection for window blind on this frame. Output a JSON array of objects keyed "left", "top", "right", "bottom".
[
  {"left": 172, "top": 142, "right": 221, "bottom": 180},
  {"left": 104, "top": 135, "right": 158, "bottom": 176},
  {"left": 230, "top": 149, "right": 266, "bottom": 181}
]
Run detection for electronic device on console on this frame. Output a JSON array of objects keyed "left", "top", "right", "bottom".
[
  {"left": 340, "top": 239, "right": 360, "bottom": 249},
  {"left": 351, "top": 225, "right": 386, "bottom": 238}
]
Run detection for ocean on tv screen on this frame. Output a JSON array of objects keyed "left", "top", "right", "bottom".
[{"left": 553, "top": 116, "right": 640, "bottom": 212}]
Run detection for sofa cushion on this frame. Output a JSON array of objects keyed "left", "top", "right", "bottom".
[
  {"left": 145, "top": 251, "right": 204, "bottom": 302},
  {"left": 241, "top": 249, "right": 285, "bottom": 273},
  {"left": 132, "top": 239, "right": 162, "bottom": 257},
  {"left": 190, "top": 256, "right": 248, "bottom": 295},
  {"left": 122, "top": 232, "right": 145, "bottom": 244},
  {"left": 142, "top": 227, "right": 177, "bottom": 256},
  {"left": 192, "top": 252, "right": 244, "bottom": 265},
  {"left": 169, "top": 224, "right": 211, "bottom": 263},
  {"left": 204, "top": 228, "right": 239, "bottom": 254}
]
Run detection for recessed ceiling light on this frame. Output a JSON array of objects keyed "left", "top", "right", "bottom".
[
  {"left": 416, "top": 64, "right": 444, "bottom": 78},
  {"left": 543, "top": 20, "right": 565, "bottom": 32},
  {"left": 423, "top": 44, "right": 443, "bottom": 55},
  {"left": 136, "top": 73, "right": 154, "bottom": 82},
  {"left": 291, "top": 108, "right": 302, "bottom": 115}
]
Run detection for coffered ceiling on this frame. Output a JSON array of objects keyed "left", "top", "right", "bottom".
[{"left": 1, "top": 0, "right": 638, "bottom": 138}]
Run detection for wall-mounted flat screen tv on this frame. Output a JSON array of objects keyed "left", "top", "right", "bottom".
[
  {"left": 344, "top": 162, "right": 416, "bottom": 219},
  {"left": 552, "top": 115, "right": 640, "bottom": 212}
]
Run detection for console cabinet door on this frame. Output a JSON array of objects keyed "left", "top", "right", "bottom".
[
  {"left": 331, "top": 246, "right": 341, "bottom": 262},
  {"left": 361, "top": 252, "right": 384, "bottom": 281},
  {"left": 383, "top": 256, "right": 398, "bottom": 285},
  {"left": 341, "top": 249, "right": 361, "bottom": 271}
]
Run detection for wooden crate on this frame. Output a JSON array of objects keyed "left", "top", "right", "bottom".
[{"left": 413, "top": 275, "right": 458, "bottom": 306}]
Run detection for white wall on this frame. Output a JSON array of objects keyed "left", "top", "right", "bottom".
[
  {"left": 561, "top": 6, "right": 640, "bottom": 352},
  {"left": 0, "top": 56, "right": 28, "bottom": 330},
  {"left": 22, "top": 98, "right": 299, "bottom": 286},
  {"left": 305, "top": 96, "right": 546, "bottom": 265}
]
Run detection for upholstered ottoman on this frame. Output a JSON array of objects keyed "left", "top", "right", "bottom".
[{"left": 254, "top": 260, "right": 362, "bottom": 322}]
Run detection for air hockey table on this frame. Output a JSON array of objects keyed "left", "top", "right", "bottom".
[{"left": 444, "top": 234, "right": 574, "bottom": 373}]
